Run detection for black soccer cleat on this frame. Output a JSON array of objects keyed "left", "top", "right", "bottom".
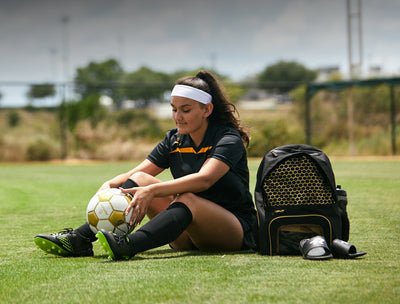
[
  {"left": 34, "top": 228, "right": 94, "bottom": 257},
  {"left": 96, "top": 229, "right": 134, "bottom": 260}
]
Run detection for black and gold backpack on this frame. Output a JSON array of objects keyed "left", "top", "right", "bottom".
[{"left": 254, "top": 144, "right": 350, "bottom": 255}]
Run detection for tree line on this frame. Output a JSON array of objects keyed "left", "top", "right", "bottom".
[{"left": 20, "top": 59, "right": 317, "bottom": 108}]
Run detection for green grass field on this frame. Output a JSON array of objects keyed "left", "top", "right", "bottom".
[{"left": 0, "top": 159, "right": 399, "bottom": 304}]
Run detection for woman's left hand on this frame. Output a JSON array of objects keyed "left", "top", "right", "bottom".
[{"left": 120, "top": 186, "right": 154, "bottom": 228}]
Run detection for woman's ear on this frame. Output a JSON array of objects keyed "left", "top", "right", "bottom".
[{"left": 203, "top": 103, "right": 214, "bottom": 118}]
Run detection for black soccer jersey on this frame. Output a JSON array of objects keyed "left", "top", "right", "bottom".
[{"left": 147, "top": 121, "right": 256, "bottom": 232}]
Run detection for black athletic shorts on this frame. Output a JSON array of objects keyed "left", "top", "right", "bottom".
[{"left": 233, "top": 212, "right": 257, "bottom": 251}]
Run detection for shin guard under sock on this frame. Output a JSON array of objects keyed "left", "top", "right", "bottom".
[
  {"left": 76, "top": 179, "right": 139, "bottom": 242},
  {"left": 128, "top": 202, "right": 193, "bottom": 255}
]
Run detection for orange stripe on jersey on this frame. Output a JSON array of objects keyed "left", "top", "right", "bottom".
[{"left": 170, "top": 146, "right": 212, "bottom": 154}]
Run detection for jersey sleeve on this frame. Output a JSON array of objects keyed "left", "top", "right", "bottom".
[
  {"left": 210, "top": 131, "right": 245, "bottom": 169},
  {"left": 146, "top": 133, "right": 171, "bottom": 169}
]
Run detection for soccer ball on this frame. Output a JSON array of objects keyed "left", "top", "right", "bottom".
[{"left": 86, "top": 188, "right": 134, "bottom": 235}]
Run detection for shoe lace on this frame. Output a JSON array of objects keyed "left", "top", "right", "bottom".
[
  {"left": 114, "top": 234, "right": 129, "bottom": 245},
  {"left": 114, "top": 220, "right": 132, "bottom": 235},
  {"left": 53, "top": 228, "right": 74, "bottom": 235},
  {"left": 114, "top": 220, "right": 131, "bottom": 244}
]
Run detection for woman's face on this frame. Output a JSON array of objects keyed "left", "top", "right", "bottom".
[{"left": 171, "top": 96, "right": 213, "bottom": 137}]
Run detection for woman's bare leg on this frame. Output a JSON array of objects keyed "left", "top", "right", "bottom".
[
  {"left": 172, "top": 193, "right": 244, "bottom": 251},
  {"left": 129, "top": 172, "right": 244, "bottom": 251}
]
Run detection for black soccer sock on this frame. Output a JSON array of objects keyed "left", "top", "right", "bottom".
[
  {"left": 121, "top": 179, "right": 139, "bottom": 189},
  {"left": 76, "top": 179, "right": 139, "bottom": 242},
  {"left": 74, "top": 222, "right": 98, "bottom": 242},
  {"left": 128, "top": 202, "right": 193, "bottom": 255}
]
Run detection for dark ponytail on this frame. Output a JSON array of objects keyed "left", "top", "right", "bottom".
[{"left": 175, "top": 70, "right": 250, "bottom": 147}]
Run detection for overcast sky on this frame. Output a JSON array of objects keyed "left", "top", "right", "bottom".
[{"left": 1, "top": 0, "right": 399, "bottom": 106}]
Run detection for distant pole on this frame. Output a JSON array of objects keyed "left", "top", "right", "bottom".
[
  {"left": 62, "top": 16, "right": 70, "bottom": 98},
  {"left": 347, "top": 87, "right": 356, "bottom": 156},
  {"left": 49, "top": 48, "right": 58, "bottom": 105},
  {"left": 358, "top": 0, "right": 363, "bottom": 73},
  {"left": 346, "top": 0, "right": 362, "bottom": 156},
  {"left": 390, "top": 85, "right": 397, "bottom": 155},
  {"left": 60, "top": 16, "right": 69, "bottom": 159},
  {"left": 305, "top": 85, "right": 311, "bottom": 145},
  {"left": 347, "top": 0, "right": 353, "bottom": 78},
  {"left": 347, "top": 0, "right": 363, "bottom": 78}
]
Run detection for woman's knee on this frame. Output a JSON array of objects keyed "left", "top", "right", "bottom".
[
  {"left": 129, "top": 171, "right": 161, "bottom": 186},
  {"left": 174, "top": 192, "right": 196, "bottom": 203},
  {"left": 173, "top": 193, "right": 198, "bottom": 212}
]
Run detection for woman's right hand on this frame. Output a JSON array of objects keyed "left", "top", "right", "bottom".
[{"left": 120, "top": 186, "right": 154, "bottom": 227}]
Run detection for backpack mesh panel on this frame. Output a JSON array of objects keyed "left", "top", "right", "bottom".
[{"left": 263, "top": 155, "right": 335, "bottom": 208}]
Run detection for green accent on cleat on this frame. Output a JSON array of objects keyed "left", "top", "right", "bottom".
[
  {"left": 96, "top": 231, "right": 116, "bottom": 260},
  {"left": 95, "top": 230, "right": 134, "bottom": 261},
  {"left": 34, "top": 237, "right": 71, "bottom": 257},
  {"left": 34, "top": 228, "right": 94, "bottom": 257}
]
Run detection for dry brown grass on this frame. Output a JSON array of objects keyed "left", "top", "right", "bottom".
[
  {"left": 0, "top": 110, "right": 60, "bottom": 161},
  {"left": 0, "top": 109, "right": 160, "bottom": 162},
  {"left": 0, "top": 105, "right": 398, "bottom": 162}
]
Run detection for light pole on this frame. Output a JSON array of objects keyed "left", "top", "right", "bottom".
[
  {"left": 346, "top": 0, "right": 363, "bottom": 156},
  {"left": 60, "top": 15, "right": 69, "bottom": 159},
  {"left": 347, "top": 0, "right": 363, "bottom": 78}
]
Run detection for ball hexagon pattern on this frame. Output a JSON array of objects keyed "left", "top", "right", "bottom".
[{"left": 86, "top": 188, "right": 134, "bottom": 235}]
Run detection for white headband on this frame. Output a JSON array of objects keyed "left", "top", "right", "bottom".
[{"left": 171, "top": 84, "right": 212, "bottom": 104}]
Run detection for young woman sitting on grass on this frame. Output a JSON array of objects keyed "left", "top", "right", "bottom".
[{"left": 34, "top": 70, "right": 257, "bottom": 260}]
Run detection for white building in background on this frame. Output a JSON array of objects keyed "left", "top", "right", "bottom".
[{"left": 315, "top": 66, "right": 341, "bottom": 82}]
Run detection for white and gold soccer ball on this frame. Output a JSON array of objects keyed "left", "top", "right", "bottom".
[{"left": 86, "top": 188, "right": 134, "bottom": 235}]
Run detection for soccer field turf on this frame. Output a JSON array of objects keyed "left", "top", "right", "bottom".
[{"left": 0, "top": 159, "right": 399, "bottom": 304}]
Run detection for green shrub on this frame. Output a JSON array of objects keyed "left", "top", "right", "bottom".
[
  {"left": 115, "top": 110, "right": 163, "bottom": 139},
  {"left": 26, "top": 139, "right": 57, "bottom": 161},
  {"left": 247, "top": 119, "right": 303, "bottom": 157},
  {"left": 61, "top": 94, "right": 107, "bottom": 131},
  {"left": 7, "top": 110, "right": 20, "bottom": 127}
]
